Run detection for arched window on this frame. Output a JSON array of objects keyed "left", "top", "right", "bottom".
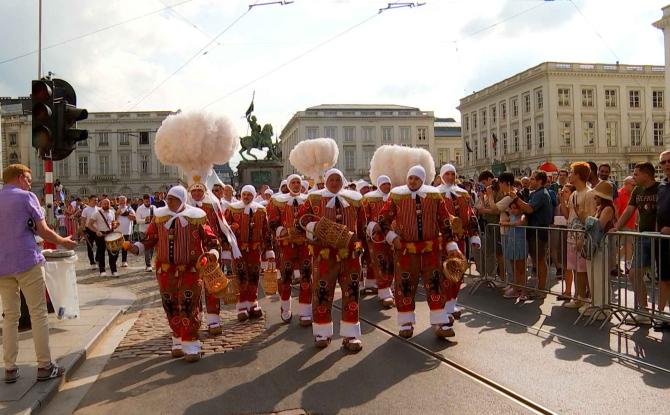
[{"left": 9, "top": 152, "right": 19, "bottom": 163}]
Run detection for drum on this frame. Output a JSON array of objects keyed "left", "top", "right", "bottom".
[{"left": 104, "top": 232, "right": 125, "bottom": 253}]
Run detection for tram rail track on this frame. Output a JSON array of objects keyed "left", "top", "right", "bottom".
[{"left": 331, "top": 297, "right": 557, "bottom": 415}]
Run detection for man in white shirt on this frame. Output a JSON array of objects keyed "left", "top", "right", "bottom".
[
  {"left": 135, "top": 194, "right": 155, "bottom": 272},
  {"left": 115, "top": 196, "right": 136, "bottom": 267},
  {"left": 87, "top": 198, "right": 119, "bottom": 277},
  {"left": 80, "top": 195, "right": 99, "bottom": 269}
]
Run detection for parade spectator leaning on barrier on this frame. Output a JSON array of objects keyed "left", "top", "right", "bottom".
[
  {"left": 0, "top": 164, "right": 78, "bottom": 384},
  {"left": 613, "top": 162, "right": 658, "bottom": 325},
  {"left": 475, "top": 170, "right": 505, "bottom": 281},
  {"left": 561, "top": 162, "right": 597, "bottom": 308},
  {"left": 511, "top": 170, "right": 553, "bottom": 298},
  {"left": 655, "top": 150, "right": 670, "bottom": 331},
  {"left": 614, "top": 176, "right": 637, "bottom": 268}
]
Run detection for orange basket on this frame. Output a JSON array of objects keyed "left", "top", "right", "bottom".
[
  {"left": 196, "top": 254, "right": 229, "bottom": 297},
  {"left": 261, "top": 267, "right": 279, "bottom": 295},
  {"left": 222, "top": 276, "right": 240, "bottom": 304}
]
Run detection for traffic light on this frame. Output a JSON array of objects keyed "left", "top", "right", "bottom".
[
  {"left": 31, "top": 79, "right": 56, "bottom": 158},
  {"left": 31, "top": 78, "right": 89, "bottom": 160}
]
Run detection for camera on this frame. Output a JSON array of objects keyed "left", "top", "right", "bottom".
[{"left": 491, "top": 179, "right": 500, "bottom": 192}]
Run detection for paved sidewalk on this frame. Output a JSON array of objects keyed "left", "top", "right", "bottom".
[{"left": 0, "top": 248, "right": 139, "bottom": 415}]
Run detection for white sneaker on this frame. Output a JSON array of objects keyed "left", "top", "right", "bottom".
[
  {"left": 111, "top": 272, "right": 118, "bottom": 278},
  {"left": 100, "top": 272, "right": 107, "bottom": 277},
  {"left": 145, "top": 266, "right": 153, "bottom": 272},
  {"left": 121, "top": 262, "right": 129, "bottom": 268}
]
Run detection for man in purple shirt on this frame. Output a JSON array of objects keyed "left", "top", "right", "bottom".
[{"left": 0, "top": 164, "right": 77, "bottom": 384}]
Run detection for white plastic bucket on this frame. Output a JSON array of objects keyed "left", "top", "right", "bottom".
[{"left": 43, "top": 249, "right": 80, "bottom": 319}]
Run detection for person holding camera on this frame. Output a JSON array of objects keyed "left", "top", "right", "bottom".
[{"left": 475, "top": 171, "right": 505, "bottom": 282}]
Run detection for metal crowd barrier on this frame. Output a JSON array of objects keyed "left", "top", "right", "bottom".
[{"left": 466, "top": 223, "right": 670, "bottom": 329}]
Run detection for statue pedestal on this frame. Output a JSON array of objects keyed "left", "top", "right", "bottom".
[{"left": 237, "top": 160, "right": 284, "bottom": 189}]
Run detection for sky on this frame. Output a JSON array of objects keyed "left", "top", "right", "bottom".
[{"left": 1, "top": 0, "right": 668, "bottom": 167}]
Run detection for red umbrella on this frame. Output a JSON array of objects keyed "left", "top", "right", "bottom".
[{"left": 538, "top": 161, "right": 558, "bottom": 172}]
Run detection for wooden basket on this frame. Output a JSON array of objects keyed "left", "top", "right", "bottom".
[
  {"left": 312, "top": 216, "right": 354, "bottom": 249},
  {"left": 449, "top": 215, "right": 464, "bottom": 238},
  {"left": 196, "top": 254, "right": 229, "bottom": 297},
  {"left": 222, "top": 276, "right": 240, "bottom": 304},
  {"left": 261, "top": 268, "right": 279, "bottom": 295}
]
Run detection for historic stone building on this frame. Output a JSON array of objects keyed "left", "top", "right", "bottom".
[
  {"left": 0, "top": 102, "right": 181, "bottom": 198},
  {"left": 458, "top": 61, "right": 667, "bottom": 181},
  {"left": 434, "top": 117, "right": 463, "bottom": 171},
  {"left": 279, "top": 104, "right": 436, "bottom": 180}
]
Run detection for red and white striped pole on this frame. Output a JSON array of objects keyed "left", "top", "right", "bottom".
[{"left": 43, "top": 157, "right": 57, "bottom": 249}]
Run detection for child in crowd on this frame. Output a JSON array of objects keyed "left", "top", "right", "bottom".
[{"left": 501, "top": 201, "right": 528, "bottom": 301}]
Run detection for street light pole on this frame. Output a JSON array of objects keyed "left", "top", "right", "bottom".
[{"left": 37, "top": 0, "right": 57, "bottom": 246}]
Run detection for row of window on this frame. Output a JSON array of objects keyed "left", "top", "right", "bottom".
[
  {"left": 339, "top": 144, "right": 432, "bottom": 171},
  {"left": 558, "top": 120, "right": 664, "bottom": 147},
  {"left": 78, "top": 131, "right": 151, "bottom": 147},
  {"left": 464, "top": 90, "right": 543, "bottom": 131},
  {"left": 53, "top": 154, "right": 170, "bottom": 177},
  {"left": 558, "top": 88, "right": 663, "bottom": 109},
  {"left": 466, "top": 120, "right": 665, "bottom": 163},
  {"left": 463, "top": 88, "right": 664, "bottom": 132},
  {"left": 437, "top": 149, "right": 463, "bottom": 166},
  {"left": 467, "top": 123, "right": 545, "bottom": 162},
  {"left": 305, "top": 126, "right": 428, "bottom": 143}
]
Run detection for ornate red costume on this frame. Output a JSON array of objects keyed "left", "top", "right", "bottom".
[
  {"left": 134, "top": 186, "right": 220, "bottom": 360},
  {"left": 362, "top": 175, "right": 395, "bottom": 307},
  {"left": 224, "top": 185, "right": 274, "bottom": 321},
  {"left": 372, "top": 165, "right": 459, "bottom": 339},
  {"left": 267, "top": 174, "right": 312, "bottom": 325},
  {"left": 299, "top": 169, "right": 367, "bottom": 351}
]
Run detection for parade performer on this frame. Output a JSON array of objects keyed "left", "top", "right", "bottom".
[
  {"left": 225, "top": 185, "right": 274, "bottom": 321},
  {"left": 126, "top": 186, "right": 220, "bottom": 361},
  {"left": 437, "top": 163, "right": 477, "bottom": 320},
  {"left": 187, "top": 175, "right": 227, "bottom": 335},
  {"left": 153, "top": 110, "right": 242, "bottom": 334},
  {"left": 299, "top": 168, "right": 367, "bottom": 352},
  {"left": 267, "top": 174, "right": 312, "bottom": 325},
  {"left": 437, "top": 163, "right": 477, "bottom": 251},
  {"left": 362, "top": 175, "right": 395, "bottom": 308},
  {"left": 371, "top": 161, "right": 460, "bottom": 339}
]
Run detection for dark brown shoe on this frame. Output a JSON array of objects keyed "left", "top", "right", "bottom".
[{"left": 249, "top": 308, "right": 263, "bottom": 319}]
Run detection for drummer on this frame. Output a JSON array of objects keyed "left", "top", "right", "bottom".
[{"left": 86, "top": 198, "right": 120, "bottom": 277}]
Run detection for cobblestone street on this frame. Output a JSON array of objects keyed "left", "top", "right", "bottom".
[{"left": 73, "top": 247, "right": 268, "bottom": 359}]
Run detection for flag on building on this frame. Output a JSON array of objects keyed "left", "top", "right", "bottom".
[{"left": 466, "top": 141, "right": 473, "bottom": 152}]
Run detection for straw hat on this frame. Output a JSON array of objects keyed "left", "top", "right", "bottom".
[{"left": 592, "top": 180, "right": 613, "bottom": 201}]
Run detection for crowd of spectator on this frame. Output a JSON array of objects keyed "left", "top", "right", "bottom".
[{"left": 457, "top": 153, "right": 670, "bottom": 331}]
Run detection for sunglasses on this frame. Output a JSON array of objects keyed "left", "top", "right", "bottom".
[{"left": 661, "top": 159, "right": 670, "bottom": 165}]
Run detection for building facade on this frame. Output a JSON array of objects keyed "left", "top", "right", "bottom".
[
  {"left": 0, "top": 104, "right": 181, "bottom": 198},
  {"left": 279, "top": 104, "right": 436, "bottom": 179},
  {"left": 458, "top": 62, "right": 668, "bottom": 181},
  {"left": 434, "top": 117, "right": 463, "bottom": 171}
]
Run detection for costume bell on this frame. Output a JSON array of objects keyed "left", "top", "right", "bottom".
[
  {"left": 267, "top": 174, "right": 313, "bottom": 325},
  {"left": 224, "top": 185, "right": 275, "bottom": 321},
  {"left": 298, "top": 168, "right": 367, "bottom": 352},
  {"left": 129, "top": 186, "right": 221, "bottom": 361},
  {"left": 372, "top": 165, "right": 460, "bottom": 339}
]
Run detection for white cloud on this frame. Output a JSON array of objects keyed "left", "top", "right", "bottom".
[{"left": 1, "top": 0, "right": 668, "bottom": 154}]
